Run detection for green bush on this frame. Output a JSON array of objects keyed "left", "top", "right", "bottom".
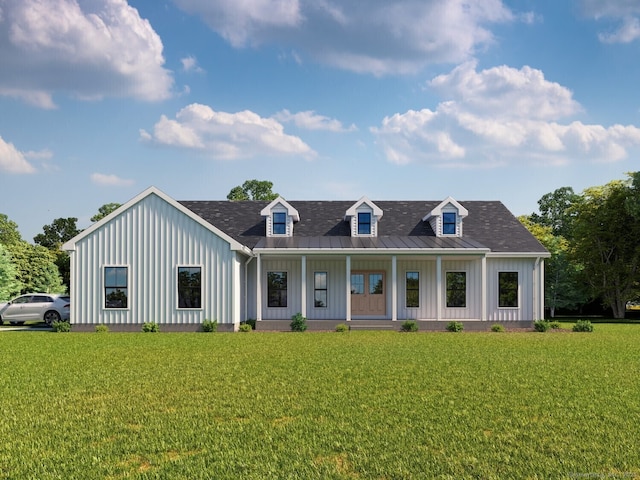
[
  {"left": 400, "top": 320, "right": 418, "bottom": 332},
  {"left": 51, "top": 321, "right": 71, "bottom": 333},
  {"left": 95, "top": 324, "right": 109, "bottom": 333},
  {"left": 549, "top": 321, "right": 562, "bottom": 330},
  {"left": 446, "top": 321, "right": 464, "bottom": 332},
  {"left": 238, "top": 323, "right": 252, "bottom": 333},
  {"left": 290, "top": 312, "right": 308, "bottom": 332},
  {"left": 201, "top": 319, "right": 218, "bottom": 332},
  {"left": 573, "top": 320, "right": 594, "bottom": 332},
  {"left": 335, "top": 323, "right": 349, "bottom": 333},
  {"left": 142, "top": 322, "right": 159, "bottom": 333},
  {"left": 491, "top": 324, "right": 505, "bottom": 332},
  {"left": 534, "top": 320, "right": 549, "bottom": 332},
  {"left": 244, "top": 319, "right": 256, "bottom": 330}
]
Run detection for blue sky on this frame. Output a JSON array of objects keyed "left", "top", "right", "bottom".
[{"left": 1, "top": 0, "right": 640, "bottom": 241}]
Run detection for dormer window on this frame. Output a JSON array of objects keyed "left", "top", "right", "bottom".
[
  {"left": 442, "top": 212, "right": 456, "bottom": 235},
  {"left": 345, "top": 197, "right": 383, "bottom": 238},
  {"left": 261, "top": 197, "right": 300, "bottom": 237},
  {"left": 423, "top": 196, "right": 468, "bottom": 238},
  {"left": 272, "top": 212, "right": 287, "bottom": 235},
  {"left": 358, "top": 212, "right": 371, "bottom": 235}
]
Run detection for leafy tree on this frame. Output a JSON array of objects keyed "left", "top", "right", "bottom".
[
  {"left": 227, "top": 179, "right": 278, "bottom": 201},
  {"left": 6, "top": 242, "right": 65, "bottom": 294},
  {"left": 0, "top": 243, "right": 22, "bottom": 301},
  {"left": 519, "top": 216, "right": 587, "bottom": 317},
  {"left": 91, "top": 203, "right": 121, "bottom": 222},
  {"left": 33, "top": 217, "right": 79, "bottom": 292},
  {"left": 570, "top": 174, "right": 640, "bottom": 318},
  {"left": 0, "top": 213, "right": 22, "bottom": 246},
  {"left": 529, "top": 186, "right": 580, "bottom": 238}
]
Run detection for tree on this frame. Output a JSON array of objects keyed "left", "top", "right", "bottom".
[
  {"left": 529, "top": 186, "right": 580, "bottom": 238},
  {"left": 0, "top": 243, "right": 22, "bottom": 301},
  {"left": 0, "top": 213, "right": 22, "bottom": 246},
  {"left": 570, "top": 174, "right": 640, "bottom": 318},
  {"left": 6, "top": 242, "right": 65, "bottom": 294},
  {"left": 91, "top": 203, "right": 121, "bottom": 222},
  {"left": 33, "top": 218, "right": 79, "bottom": 292},
  {"left": 519, "top": 215, "right": 587, "bottom": 317},
  {"left": 227, "top": 179, "right": 278, "bottom": 201}
]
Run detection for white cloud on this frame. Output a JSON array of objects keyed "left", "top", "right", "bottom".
[
  {"left": 90, "top": 173, "right": 135, "bottom": 187},
  {"left": 274, "top": 110, "right": 357, "bottom": 132},
  {"left": 141, "top": 103, "right": 316, "bottom": 160},
  {"left": 0, "top": 0, "right": 173, "bottom": 108},
  {"left": 181, "top": 55, "right": 204, "bottom": 73},
  {"left": 0, "top": 136, "right": 36, "bottom": 173},
  {"left": 171, "top": 0, "right": 517, "bottom": 75},
  {"left": 24, "top": 149, "right": 54, "bottom": 160},
  {"left": 372, "top": 62, "right": 640, "bottom": 167},
  {"left": 580, "top": 0, "right": 640, "bottom": 43}
]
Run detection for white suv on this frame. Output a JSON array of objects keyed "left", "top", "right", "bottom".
[{"left": 0, "top": 294, "right": 70, "bottom": 326}]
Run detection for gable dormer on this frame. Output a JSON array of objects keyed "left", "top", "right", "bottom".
[
  {"left": 261, "top": 197, "right": 299, "bottom": 237},
  {"left": 345, "top": 196, "right": 383, "bottom": 237},
  {"left": 423, "top": 196, "right": 468, "bottom": 237}
]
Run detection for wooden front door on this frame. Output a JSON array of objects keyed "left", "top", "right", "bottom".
[{"left": 351, "top": 271, "right": 386, "bottom": 316}]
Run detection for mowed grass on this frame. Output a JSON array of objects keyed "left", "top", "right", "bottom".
[{"left": 1, "top": 327, "right": 640, "bottom": 479}]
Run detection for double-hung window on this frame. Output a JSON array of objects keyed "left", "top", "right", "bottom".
[
  {"left": 178, "top": 267, "right": 201, "bottom": 309},
  {"left": 105, "top": 266, "right": 128, "bottom": 308},
  {"left": 358, "top": 212, "right": 371, "bottom": 235},
  {"left": 314, "top": 272, "right": 327, "bottom": 308},
  {"left": 443, "top": 212, "right": 456, "bottom": 235},
  {"left": 498, "top": 272, "right": 519, "bottom": 308},
  {"left": 272, "top": 212, "right": 287, "bottom": 235},
  {"left": 406, "top": 272, "right": 419, "bottom": 308}
]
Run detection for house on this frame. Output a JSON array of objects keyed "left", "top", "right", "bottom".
[{"left": 62, "top": 187, "right": 549, "bottom": 331}]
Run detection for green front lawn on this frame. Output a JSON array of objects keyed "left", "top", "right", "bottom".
[{"left": 1, "top": 326, "right": 639, "bottom": 479}]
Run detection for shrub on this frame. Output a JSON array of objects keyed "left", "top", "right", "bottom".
[
  {"left": 400, "top": 320, "right": 419, "bottom": 332},
  {"left": 290, "top": 312, "right": 308, "bottom": 332},
  {"left": 201, "top": 319, "right": 218, "bottom": 332},
  {"left": 549, "top": 321, "right": 562, "bottom": 330},
  {"left": 51, "top": 321, "right": 71, "bottom": 333},
  {"left": 142, "top": 322, "right": 159, "bottom": 333},
  {"left": 238, "top": 323, "right": 252, "bottom": 333},
  {"left": 95, "top": 324, "right": 109, "bottom": 333},
  {"left": 534, "top": 320, "right": 549, "bottom": 332},
  {"left": 491, "top": 324, "right": 505, "bottom": 332},
  {"left": 244, "top": 318, "right": 256, "bottom": 330},
  {"left": 335, "top": 323, "right": 349, "bottom": 333},
  {"left": 446, "top": 321, "right": 464, "bottom": 332},
  {"left": 573, "top": 320, "right": 594, "bottom": 332}
]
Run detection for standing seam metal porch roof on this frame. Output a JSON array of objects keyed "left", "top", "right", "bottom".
[{"left": 178, "top": 200, "right": 548, "bottom": 254}]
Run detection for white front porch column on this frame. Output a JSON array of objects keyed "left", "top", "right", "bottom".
[
  {"left": 481, "top": 255, "right": 487, "bottom": 321},
  {"left": 232, "top": 255, "right": 241, "bottom": 329},
  {"left": 256, "top": 253, "right": 262, "bottom": 322},
  {"left": 346, "top": 255, "right": 351, "bottom": 322},
  {"left": 391, "top": 255, "right": 397, "bottom": 321},
  {"left": 301, "top": 255, "right": 307, "bottom": 318},
  {"left": 436, "top": 255, "right": 442, "bottom": 321}
]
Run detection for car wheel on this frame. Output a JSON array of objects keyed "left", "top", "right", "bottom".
[{"left": 44, "top": 311, "right": 61, "bottom": 326}]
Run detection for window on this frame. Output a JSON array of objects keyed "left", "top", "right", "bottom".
[
  {"left": 499, "top": 272, "right": 519, "bottom": 308},
  {"left": 272, "top": 212, "right": 287, "bottom": 235},
  {"left": 314, "top": 272, "right": 327, "bottom": 308},
  {"left": 406, "top": 272, "right": 419, "bottom": 308},
  {"left": 267, "top": 272, "right": 287, "bottom": 307},
  {"left": 369, "top": 273, "right": 383, "bottom": 294},
  {"left": 178, "top": 267, "right": 201, "bottom": 309},
  {"left": 105, "top": 267, "right": 128, "bottom": 308},
  {"left": 351, "top": 273, "right": 364, "bottom": 294},
  {"left": 446, "top": 271, "right": 466, "bottom": 308},
  {"left": 358, "top": 212, "right": 371, "bottom": 235},
  {"left": 443, "top": 212, "right": 456, "bottom": 235}
]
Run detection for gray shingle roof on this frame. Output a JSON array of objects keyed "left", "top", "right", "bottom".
[{"left": 178, "top": 200, "right": 548, "bottom": 254}]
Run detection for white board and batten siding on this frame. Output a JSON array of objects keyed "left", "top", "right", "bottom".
[
  {"left": 485, "top": 257, "right": 537, "bottom": 322},
  {"left": 67, "top": 193, "right": 241, "bottom": 326}
]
